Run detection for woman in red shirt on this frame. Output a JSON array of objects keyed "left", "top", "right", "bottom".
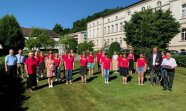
[
  {"left": 87, "top": 51, "right": 94, "bottom": 77},
  {"left": 102, "top": 54, "right": 112, "bottom": 84},
  {"left": 128, "top": 51, "right": 135, "bottom": 76},
  {"left": 80, "top": 53, "right": 88, "bottom": 84},
  {"left": 64, "top": 52, "right": 74, "bottom": 85},
  {"left": 136, "top": 53, "right": 147, "bottom": 85},
  {"left": 54, "top": 53, "right": 62, "bottom": 82},
  {"left": 120, "top": 54, "right": 129, "bottom": 84},
  {"left": 96, "top": 50, "right": 102, "bottom": 72},
  {"left": 61, "top": 50, "right": 67, "bottom": 80},
  {"left": 34, "top": 51, "right": 40, "bottom": 82},
  {"left": 38, "top": 51, "right": 45, "bottom": 78},
  {"left": 100, "top": 51, "right": 105, "bottom": 77},
  {"left": 25, "top": 52, "right": 38, "bottom": 92}
]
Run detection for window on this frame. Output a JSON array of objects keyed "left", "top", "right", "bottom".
[
  {"left": 147, "top": 5, "right": 151, "bottom": 9},
  {"left": 104, "top": 27, "right": 106, "bottom": 34},
  {"left": 93, "top": 29, "right": 95, "bottom": 37},
  {"left": 157, "top": 1, "right": 162, "bottom": 7},
  {"left": 120, "top": 22, "right": 123, "bottom": 31},
  {"left": 115, "top": 38, "right": 117, "bottom": 42},
  {"left": 97, "top": 21, "right": 99, "bottom": 25},
  {"left": 120, "top": 37, "right": 122, "bottom": 44},
  {"left": 108, "top": 19, "right": 110, "bottom": 23},
  {"left": 142, "top": 7, "right": 145, "bottom": 11},
  {"left": 115, "top": 24, "right": 118, "bottom": 32},
  {"left": 108, "top": 39, "right": 110, "bottom": 44},
  {"left": 181, "top": 29, "right": 186, "bottom": 41},
  {"left": 97, "top": 39, "right": 99, "bottom": 46},
  {"left": 116, "top": 16, "right": 118, "bottom": 20},
  {"left": 111, "top": 38, "right": 113, "bottom": 42},
  {"left": 97, "top": 28, "right": 99, "bottom": 36},
  {"left": 182, "top": 4, "right": 186, "bottom": 18},
  {"left": 93, "top": 23, "right": 95, "bottom": 26},
  {"left": 108, "top": 26, "right": 110, "bottom": 34},
  {"left": 111, "top": 25, "right": 114, "bottom": 33},
  {"left": 128, "top": 10, "right": 131, "bottom": 15}
]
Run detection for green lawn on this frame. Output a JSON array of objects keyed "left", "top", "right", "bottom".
[{"left": 21, "top": 62, "right": 186, "bottom": 111}]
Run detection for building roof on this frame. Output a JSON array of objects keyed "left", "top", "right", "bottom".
[{"left": 22, "top": 27, "right": 60, "bottom": 38}]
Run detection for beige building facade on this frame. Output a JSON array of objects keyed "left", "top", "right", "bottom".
[{"left": 87, "top": 0, "right": 186, "bottom": 51}]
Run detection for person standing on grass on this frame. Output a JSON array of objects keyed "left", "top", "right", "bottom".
[
  {"left": 112, "top": 51, "right": 119, "bottom": 73},
  {"left": 87, "top": 51, "right": 94, "bottom": 77},
  {"left": 136, "top": 53, "right": 147, "bottom": 86},
  {"left": 34, "top": 51, "right": 40, "bottom": 82},
  {"left": 118, "top": 53, "right": 123, "bottom": 75},
  {"left": 25, "top": 52, "right": 38, "bottom": 92},
  {"left": 102, "top": 54, "right": 112, "bottom": 84},
  {"left": 148, "top": 47, "right": 162, "bottom": 86},
  {"left": 100, "top": 51, "right": 105, "bottom": 77},
  {"left": 119, "top": 53, "right": 129, "bottom": 84},
  {"left": 128, "top": 51, "right": 135, "bottom": 76},
  {"left": 96, "top": 50, "right": 102, "bottom": 72},
  {"left": 46, "top": 54, "right": 55, "bottom": 88},
  {"left": 16, "top": 49, "right": 25, "bottom": 79},
  {"left": 80, "top": 53, "right": 88, "bottom": 84},
  {"left": 54, "top": 53, "right": 62, "bottom": 82},
  {"left": 160, "top": 51, "right": 167, "bottom": 82},
  {"left": 61, "top": 50, "right": 67, "bottom": 80},
  {"left": 38, "top": 51, "right": 45, "bottom": 78},
  {"left": 5, "top": 49, "right": 17, "bottom": 78},
  {"left": 161, "top": 52, "right": 177, "bottom": 91},
  {"left": 64, "top": 52, "right": 74, "bottom": 85}
]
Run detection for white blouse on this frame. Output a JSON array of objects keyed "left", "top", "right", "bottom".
[{"left": 112, "top": 55, "right": 118, "bottom": 60}]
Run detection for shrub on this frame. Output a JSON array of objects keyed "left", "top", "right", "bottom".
[
  {"left": 172, "top": 55, "right": 186, "bottom": 67},
  {"left": 108, "top": 42, "right": 120, "bottom": 58}
]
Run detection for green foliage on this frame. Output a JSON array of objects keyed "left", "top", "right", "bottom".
[
  {"left": 77, "top": 41, "right": 95, "bottom": 54},
  {"left": 172, "top": 55, "right": 186, "bottom": 67},
  {"left": 25, "top": 28, "right": 56, "bottom": 50},
  {"left": 124, "top": 9, "right": 180, "bottom": 55},
  {"left": 109, "top": 42, "right": 120, "bottom": 57},
  {"left": 0, "top": 15, "right": 25, "bottom": 53},
  {"left": 59, "top": 35, "right": 78, "bottom": 52},
  {"left": 71, "top": 7, "right": 123, "bottom": 32},
  {"left": 53, "top": 23, "right": 71, "bottom": 35}
]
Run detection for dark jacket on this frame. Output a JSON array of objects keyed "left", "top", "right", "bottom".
[{"left": 148, "top": 53, "right": 162, "bottom": 71}]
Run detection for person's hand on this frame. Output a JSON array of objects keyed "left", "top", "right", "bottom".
[{"left": 5, "top": 68, "right": 7, "bottom": 72}]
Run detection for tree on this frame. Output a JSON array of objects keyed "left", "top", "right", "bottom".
[
  {"left": 53, "top": 24, "right": 63, "bottom": 35},
  {"left": 109, "top": 42, "right": 120, "bottom": 58},
  {"left": 77, "top": 41, "right": 95, "bottom": 54},
  {"left": 0, "top": 15, "right": 25, "bottom": 53},
  {"left": 25, "top": 28, "right": 56, "bottom": 50},
  {"left": 59, "top": 35, "right": 78, "bottom": 52},
  {"left": 124, "top": 9, "right": 180, "bottom": 55}
]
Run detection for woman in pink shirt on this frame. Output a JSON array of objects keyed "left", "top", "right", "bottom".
[
  {"left": 87, "top": 51, "right": 94, "bottom": 77},
  {"left": 46, "top": 54, "right": 55, "bottom": 88},
  {"left": 102, "top": 54, "right": 112, "bottom": 84},
  {"left": 128, "top": 51, "right": 135, "bottom": 76},
  {"left": 136, "top": 53, "right": 147, "bottom": 85},
  {"left": 34, "top": 51, "right": 40, "bottom": 82},
  {"left": 64, "top": 52, "right": 74, "bottom": 85},
  {"left": 54, "top": 53, "right": 62, "bottom": 82},
  {"left": 119, "top": 54, "right": 129, "bottom": 84}
]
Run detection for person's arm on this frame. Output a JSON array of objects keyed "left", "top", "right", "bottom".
[
  {"left": 73, "top": 62, "right": 75, "bottom": 70},
  {"left": 45, "top": 59, "right": 48, "bottom": 69},
  {"left": 110, "top": 61, "right": 112, "bottom": 70},
  {"left": 144, "top": 63, "right": 147, "bottom": 72},
  {"left": 4, "top": 56, "right": 8, "bottom": 72},
  {"left": 25, "top": 64, "right": 28, "bottom": 75}
]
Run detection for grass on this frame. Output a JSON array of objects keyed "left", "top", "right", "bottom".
[{"left": 21, "top": 61, "right": 186, "bottom": 111}]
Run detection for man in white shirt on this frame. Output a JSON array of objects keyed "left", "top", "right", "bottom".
[
  {"left": 16, "top": 49, "right": 25, "bottom": 79},
  {"left": 161, "top": 52, "right": 177, "bottom": 91}
]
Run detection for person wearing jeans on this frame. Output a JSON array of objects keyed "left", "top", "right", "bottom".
[
  {"left": 161, "top": 52, "right": 177, "bottom": 91},
  {"left": 64, "top": 52, "right": 74, "bottom": 85},
  {"left": 54, "top": 54, "right": 62, "bottom": 82},
  {"left": 102, "top": 54, "right": 111, "bottom": 84}
]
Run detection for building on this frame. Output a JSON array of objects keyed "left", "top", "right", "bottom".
[
  {"left": 22, "top": 28, "right": 60, "bottom": 50},
  {"left": 70, "top": 31, "right": 87, "bottom": 44},
  {"left": 87, "top": 0, "right": 186, "bottom": 51}
]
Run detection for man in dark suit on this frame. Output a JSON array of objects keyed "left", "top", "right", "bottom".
[{"left": 148, "top": 47, "right": 162, "bottom": 86}]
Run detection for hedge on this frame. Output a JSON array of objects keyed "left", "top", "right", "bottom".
[{"left": 172, "top": 55, "right": 186, "bottom": 67}]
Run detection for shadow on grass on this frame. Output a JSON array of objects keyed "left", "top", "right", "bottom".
[
  {"left": 87, "top": 76, "right": 98, "bottom": 83},
  {"left": 127, "top": 76, "right": 133, "bottom": 82},
  {"left": 109, "top": 75, "right": 117, "bottom": 81},
  {"left": 0, "top": 71, "right": 29, "bottom": 111}
]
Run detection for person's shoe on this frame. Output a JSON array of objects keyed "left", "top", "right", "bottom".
[
  {"left": 55, "top": 79, "right": 58, "bottom": 82},
  {"left": 66, "top": 82, "right": 68, "bottom": 85},
  {"left": 51, "top": 85, "right": 53, "bottom": 88},
  {"left": 37, "top": 79, "right": 39, "bottom": 82},
  {"left": 58, "top": 78, "right": 61, "bottom": 81},
  {"left": 69, "top": 82, "right": 72, "bottom": 84},
  {"left": 138, "top": 83, "right": 141, "bottom": 85},
  {"left": 29, "top": 88, "right": 34, "bottom": 92},
  {"left": 141, "top": 84, "right": 144, "bottom": 85},
  {"left": 168, "top": 88, "right": 172, "bottom": 91}
]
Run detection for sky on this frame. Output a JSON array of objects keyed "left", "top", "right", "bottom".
[{"left": 0, "top": 0, "right": 139, "bottom": 29}]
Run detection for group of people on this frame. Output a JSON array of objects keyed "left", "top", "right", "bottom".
[{"left": 4, "top": 47, "right": 177, "bottom": 92}]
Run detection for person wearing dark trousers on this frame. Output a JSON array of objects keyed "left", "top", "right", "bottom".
[
  {"left": 161, "top": 52, "right": 177, "bottom": 91},
  {"left": 5, "top": 49, "right": 17, "bottom": 78},
  {"left": 96, "top": 50, "right": 102, "bottom": 72},
  {"left": 148, "top": 47, "right": 162, "bottom": 86}
]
